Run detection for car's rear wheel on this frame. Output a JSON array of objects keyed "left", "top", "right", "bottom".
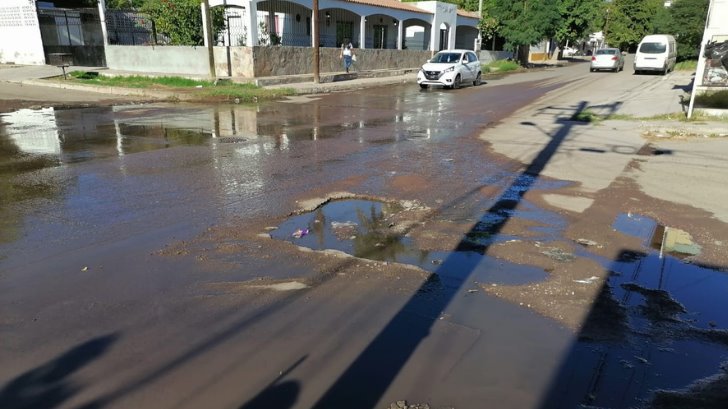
[
  {"left": 590, "top": 68, "right": 595, "bottom": 72},
  {"left": 419, "top": 83, "right": 428, "bottom": 89},
  {"left": 452, "top": 75, "right": 461, "bottom": 89},
  {"left": 473, "top": 72, "right": 482, "bottom": 86}
]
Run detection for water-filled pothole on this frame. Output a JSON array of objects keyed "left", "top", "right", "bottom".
[
  {"left": 270, "top": 199, "right": 547, "bottom": 285},
  {"left": 547, "top": 212, "right": 728, "bottom": 408}
]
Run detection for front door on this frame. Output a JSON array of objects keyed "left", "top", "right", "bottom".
[
  {"left": 373, "top": 25, "right": 387, "bottom": 49},
  {"left": 439, "top": 28, "right": 448, "bottom": 51},
  {"left": 336, "top": 21, "right": 353, "bottom": 48}
]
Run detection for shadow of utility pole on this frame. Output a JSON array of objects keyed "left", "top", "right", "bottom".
[
  {"left": 0, "top": 333, "right": 119, "bottom": 409},
  {"left": 310, "top": 100, "right": 617, "bottom": 408}
]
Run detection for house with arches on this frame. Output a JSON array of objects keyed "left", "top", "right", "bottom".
[
  {"left": 1, "top": 0, "right": 509, "bottom": 79},
  {"left": 206, "top": 0, "right": 480, "bottom": 52}
]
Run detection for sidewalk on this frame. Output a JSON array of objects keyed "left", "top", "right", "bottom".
[{"left": 0, "top": 63, "right": 418, "bottom": 98}]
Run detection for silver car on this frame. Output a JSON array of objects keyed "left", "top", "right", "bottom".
[{"left": 590, "top": 48, "right": 625, "bottom": 72}]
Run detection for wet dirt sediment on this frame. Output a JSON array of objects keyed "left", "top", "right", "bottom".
[{"left": 4, "top": 67, "right": 728, "bottom": 408}]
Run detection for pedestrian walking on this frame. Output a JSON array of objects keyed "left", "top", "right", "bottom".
[{"left": 340, "top": 39, "right": 355, "bottom": 73}]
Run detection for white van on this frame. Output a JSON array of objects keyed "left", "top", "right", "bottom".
[{"left": 634, "top": 34, "right": 677, "bottom": 75}]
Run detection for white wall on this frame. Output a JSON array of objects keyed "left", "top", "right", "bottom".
[
  {"left": 105, "top": 45, "right": 210, "bottom": 75},
  {"left": 414, "top": 2, "right": 457, "bottom": 50},
  {"left": 0, "top": 0, "right": 45, "bottom": 64}
]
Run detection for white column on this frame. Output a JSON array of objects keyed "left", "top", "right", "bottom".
[
  {"left": 311, "top": 10, "right": 316, "bottom": 47},
  {"left": 359, "top": 15, "right": 366, "bottom": 49},
  {"left": 396, "top": 20, "right": 403, "bottom": 49},
  {"left": 202, "top": 3, "right": 209, "bottom": 47},
  {"left": 246, "top": 0, "right": 258, "bottom": 46},
  {"left": 429, "top": 18, "right": 437, "bottom": 51},
  {"left": 98, "top": 0, "right": 109, "bottom": 46}
]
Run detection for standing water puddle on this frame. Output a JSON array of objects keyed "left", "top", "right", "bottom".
[
  {"left": 545, "top": 213, "right": 728, "bottom": 408},
  {"left": 270, "top": 199, "right": 547, "bottom": 285}
]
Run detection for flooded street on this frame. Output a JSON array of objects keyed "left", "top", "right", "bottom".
[{"left": 1, "top": 65, "right": 728, "bottom": 409}]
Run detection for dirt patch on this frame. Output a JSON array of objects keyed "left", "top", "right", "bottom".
[
  {"left": 650, "top": 362, "right": 728, "bottom": 409},
  {"left": 621, "top": 282, "right": 687, "bottom": 322},
  {"left": 482, "top": 239, "right": 609, "bottom": 330}
]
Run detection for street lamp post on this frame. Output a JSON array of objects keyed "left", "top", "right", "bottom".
[{"left": 312, "top": 0, "right": 320, "bottom": 83}]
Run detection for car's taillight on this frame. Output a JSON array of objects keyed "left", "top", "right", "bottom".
[
  {"left": 591, "top": 56, "right": 596, "bottom": 61},
  {"left": 611, "top": 56, "right": 618, "bottom": 61}
]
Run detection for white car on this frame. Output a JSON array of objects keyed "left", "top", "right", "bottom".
[
  {"left": 417, "top": 49, "right": 482, "bottom": 89},
  {"left": 562, "top": 46, "right": 579, "bottom": 57}
]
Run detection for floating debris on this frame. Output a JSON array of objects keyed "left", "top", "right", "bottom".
[
  {"left": 635, "top": 356, "right": 650, "bottom": 365},
  {"left": 573, "top": 276, "right": 600, "bottom": 284},
  {"left": 331, "top": 221, "right": 358, "bottom": 229},
  {"left": 250, "top": 281, "right": 309, "bottom": 291},
  {"left": 541, "top": 247, "right": 577, "bottom": 262},
  {"left": 576, "top": 238, "right": 599, "bottom": 247},
  {"left": 292, "top": 228, "right": 309, "bottom": 238}
]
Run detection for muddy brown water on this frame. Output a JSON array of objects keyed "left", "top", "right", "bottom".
[{"left": 1, "top": 78, "right": 727, "bottom": 408}]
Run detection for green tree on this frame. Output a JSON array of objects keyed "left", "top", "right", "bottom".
[
  {"left": 486, "top": 0, "right": 560, "bottom": 63},
  {"left": 606, "top": 0, "right": 663, "bottom": 51},
  {"left": 105, "top": 0, "right": 145, "bottom": 9},
  {"left": 139, "top": 0, "right": 224, "bottom": 46},
  {"left": 554, "top": 0, "right": 604, "bottom": 48},
  {"left": 655, "top": 0, "right": 710, "bottom": 60},
  {"left": 140, "top": 0, "right": 203, "bottom": 45}
]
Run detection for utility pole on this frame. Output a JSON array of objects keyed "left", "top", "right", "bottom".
[
  {"left": 603, "top": 6, "right": 610, "bottom": 48},
  {"left": 476, "top": 0, "right": 483, "bottom": 52},
  {"left": 202, "top": 0, "right": 216, "bottom": 79},
  {"left": 312, "top": 0, "right": 320, "bottom": 83}
]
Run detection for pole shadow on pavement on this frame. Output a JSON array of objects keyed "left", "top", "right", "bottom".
[
  {"left": 309, "top": 100, "right": 612, "bottom": 408},
  {"left": 0, "top": 333, "right": 119, "bottom": 409}
]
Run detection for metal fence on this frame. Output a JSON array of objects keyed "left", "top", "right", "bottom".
[
  {"left": 218, "top": 6, "right": 247, "bottom": 46},
  {"left": 106, "top": 10, "right": 161, "bottom": 45},
  {"left": 37, "top": 7, "right": 105, "bottom": 66},
  {"left": 102, "top": 4, "right": 321, "bottom": 48}
]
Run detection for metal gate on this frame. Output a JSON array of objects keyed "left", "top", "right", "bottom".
[{"left": 37, "top": 7, "right": 105, "bottom": 67}]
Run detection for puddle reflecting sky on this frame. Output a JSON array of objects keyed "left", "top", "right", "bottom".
[
  {"left": 271, "top": 199, "right": 547, "bottom": 286},
  {"left": 545, "top": 213, "right": 728, "bottom": 408}
]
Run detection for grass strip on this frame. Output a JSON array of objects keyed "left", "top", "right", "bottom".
[
  {"left": 67, "top": 71, "right": 295, "bottom": 102},
  {"left": 482, "top": 60, "right": 522, "bottom": 73},
  {"left": 674, "top": 60, "right": 698, "bottom": 71}
]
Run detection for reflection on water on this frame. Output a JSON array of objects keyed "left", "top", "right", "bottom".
[
  {"left": 0, "top": 94, "right": 438, "bottom": 249},
  {"left": 0, "top": 100, "right": 435, "bottom": 167},
  {"left": 543, "top": 213, "right": 728, "bottom": 408},
  {"left": 271, "top": 199, "right": 547, "bottom": 286}
]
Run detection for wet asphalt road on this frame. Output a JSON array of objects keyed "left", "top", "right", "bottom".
[{"left": 1, "top": 62, "right": 726, "bottom": 409}]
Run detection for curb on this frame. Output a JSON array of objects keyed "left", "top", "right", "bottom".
[
  {"left": 16, "top": 73, "right": 418, "bottom": 99},
  {"left": 20, "top": 78, "right": 183, "bottom": 100},
  {"left": 270, "top": 74, "right": 417, "bottom": 95}
]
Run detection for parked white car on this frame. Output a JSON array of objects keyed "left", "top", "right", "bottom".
[
  {"left": 590, "top": 48, "right": 625, "bottom": 72},
  {"left": 417, "top": 49, "right": 482, "bottom": 89},
  {"left": 562, "top": 46, "right": 579, "bottom": 57},
  {"left": 634, "top": 34, "right": 677, "bottom": 75}
]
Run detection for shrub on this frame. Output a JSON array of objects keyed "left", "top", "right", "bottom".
[
  {"left": 482, "top": 59, "right": 521, "bottom": 73},
  {"left": 694, "top": 91, "right": 728, "bottom": 109}
]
